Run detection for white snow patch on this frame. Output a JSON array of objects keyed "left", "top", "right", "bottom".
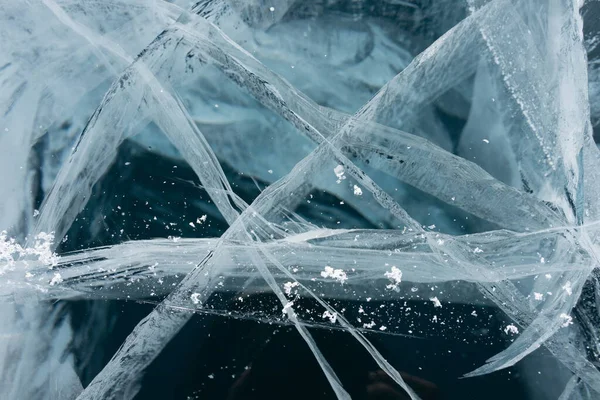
[
  {"left": 429, "top": 297, "right": 442, "bottom": 308},
  {"left": 320, "top": 266, "right": 347, "bottom": 284},
  {"left": 384, "top": 266, "right": 402, "bottom": 291}
]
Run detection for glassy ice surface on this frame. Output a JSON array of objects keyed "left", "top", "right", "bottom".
[{"left": 2, "top": 0, "right": 600, "bottom": 399}]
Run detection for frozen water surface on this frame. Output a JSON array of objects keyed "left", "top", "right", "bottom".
[{"left": 2, "top": 0, "right": 600, "bottom": 399}]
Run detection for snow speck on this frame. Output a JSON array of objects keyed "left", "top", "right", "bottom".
[
  {"left": 562, "top": 281, "right": 572, "bottom": 296},
  {"left": 282, "top": 300, "right": 295, "bottom": 317},
  {"left": 190, "top": 293, "right": 201, "bottom": 304},
  {"left": 429, "top": 297, "right": 442, "bottom": 308},
  {"left": 197, "top": 215, "right": 207, "bottom": 224},
  {"left": 534, "top": 292, "right": 544, "bottom": 301},
  {"left": 504, "top": 324, "right": 519, "bottom": 335},
  {"left": 322, "top": 310, "right": 337, "bottom": 323},
  {"left": 283, "top": 281, "right": 299, "bottom": 295},
  {"left": 333, "top": 165, "right": 345, "bottom": 183},
  {"left": 560, "top": 313, "right": 573, "bottom": 327},
  {"left": 49, "top": 272, "right": 63, "bottom": 286},
  {"left": 353, "top": 185, "right": 363, "bottom": 196}
]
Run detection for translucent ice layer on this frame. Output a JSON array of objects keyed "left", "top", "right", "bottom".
[{"left": 2, "top": 0, "right": 600, "bottom": 399}]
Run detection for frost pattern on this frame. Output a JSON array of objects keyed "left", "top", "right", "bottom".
[{"left": 1, "top": 0, "right": 600, "bottom": 399}]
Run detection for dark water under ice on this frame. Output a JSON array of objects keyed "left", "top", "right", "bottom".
[{"left": 61, "top": 143, "right": 559, "bottom": 400}]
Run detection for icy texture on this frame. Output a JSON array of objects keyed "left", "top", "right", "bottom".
[{"left": 2, "top": 0, "right": 600, "bottom": 399}]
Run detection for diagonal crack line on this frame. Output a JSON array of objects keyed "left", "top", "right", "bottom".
[
  {"left": 74, "top": 2, "right": 511, "bottom": 399},
  {"left": 22, "top": 0, "right": 593, "bottom": 398}
]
